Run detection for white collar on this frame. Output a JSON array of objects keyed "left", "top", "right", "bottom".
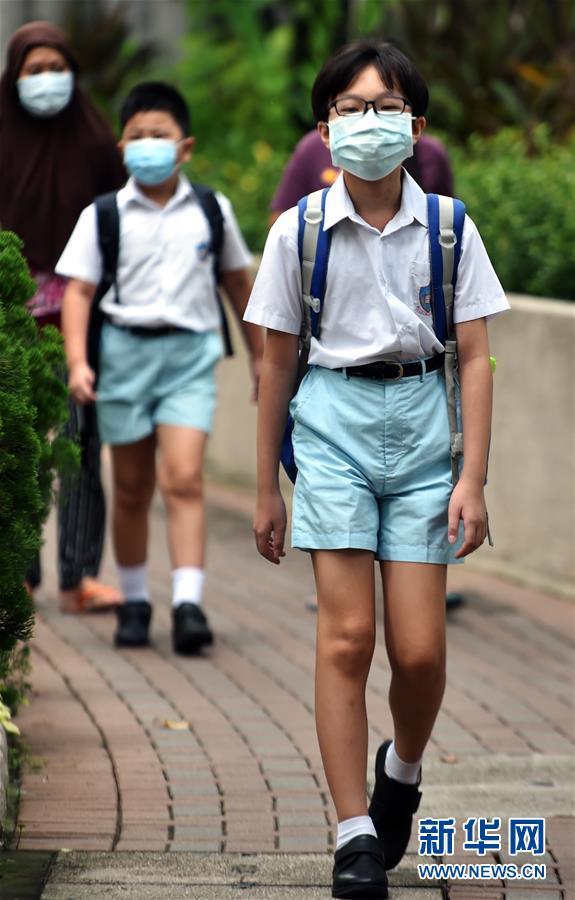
[
  {"left": 323, "top": 168, "right": 428, "bottom": 233},
  {"left": 119, "top": 174, "right": 194, "bottom": 210}
]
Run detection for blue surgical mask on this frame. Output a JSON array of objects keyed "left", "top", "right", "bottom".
[
  {"left": 17, "top": 71, "right": 74, "bottom": 118},
  {"left": 329, "top": 110, "right": 414, "bottom": 181},
  {"left": 123, "top": 139, "right": 179, "bottom": 186}
]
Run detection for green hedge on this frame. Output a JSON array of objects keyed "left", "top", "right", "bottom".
[
  {"left": 182, "top": 140, "right": 289, "bottom": 256},
  {"left": 0, "top": 232, "right": 77, "bottom": 718},
  {"left": 451, "top": 127, "right": 575, "bottom": 301}
]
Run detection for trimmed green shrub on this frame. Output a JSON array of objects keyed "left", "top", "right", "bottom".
[
  {"left": 170, "top": 11, "right": 295, "bottom": 253},
  {"left": 0, "top": 231, "right": 77, "bottom": 714},
  {"left": 182, "top": 141, "right": 290, "bottom": 255},
  {"left": 451, "top": 127, "right": 575, "bottom": 300}
]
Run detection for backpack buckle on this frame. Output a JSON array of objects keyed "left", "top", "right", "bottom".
[
  {"left": 304, "top": 207, "right": 323, "bottom": 226},
  {"left": 303, "top": 293, "right": 321, "bottom": 314},
  {"left": 439, "top": 228, "right": 457, "bottom": 249}
]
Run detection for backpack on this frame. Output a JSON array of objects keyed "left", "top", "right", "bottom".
[
  {"left": 86, "top": 183, "right": 233, "bottom": 381},
  {"left": 280, "top": 189, "right": 466, "bottom": 487}
]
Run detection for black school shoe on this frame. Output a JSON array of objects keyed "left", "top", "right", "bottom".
[
  {"left": 368, "top": 740, "right": 422, "bottom": 871},
  {"left": 114, "top": 600, "right": 152, "bottom": 647},
  {"left": 172, "top": 602, "right": 214, "bottom": 654},
  {"left": 332, "top": 834, "right": 388, "bottom": 899}
]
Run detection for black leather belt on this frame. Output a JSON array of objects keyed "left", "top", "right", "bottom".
[
  {"left": 340, "top": 354, "right": 444, "bottom": 381},
  {"left": 110, "top": 322, "right": 188, "bottom": 337}
]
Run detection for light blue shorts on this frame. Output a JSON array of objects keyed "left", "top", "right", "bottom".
[
  {"left": 97, "top": 323, "right": 223, "bottom": 446},
  {"left": 290, "top": 365, "right": 463, "bottom": 564}
]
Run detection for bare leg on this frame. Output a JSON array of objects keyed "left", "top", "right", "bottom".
[
  {"left": 313, "top": 549, "right": 376, "bottom": 822},
  {"left": 156, "top": 425, "right": 208, "bottom": 569},
  {"left": 111, "top": 436, "right": 156, "bottom": 566},
  {"left": 380, "top": 561, "right": 447, "bottom": 762}
]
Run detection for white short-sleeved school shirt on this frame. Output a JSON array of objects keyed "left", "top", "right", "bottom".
[
  {"left": 244, "top": 171, "right": 509, "bottom": 366},
  {"left": 56, "top": 175, "right": 252, "bottom": 331}
]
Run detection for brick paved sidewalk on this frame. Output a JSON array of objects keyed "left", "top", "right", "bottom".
[{"left": 12, "top": 481, "right": 575, "bottom": 898}]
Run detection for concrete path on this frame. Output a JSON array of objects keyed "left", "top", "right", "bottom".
[{"left": 11, "top": 481, "right": 575, "bottom": 898}]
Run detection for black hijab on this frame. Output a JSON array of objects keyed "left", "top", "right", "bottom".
[{"left": 0, "top": 21, "right": 125, "bottom": 270}]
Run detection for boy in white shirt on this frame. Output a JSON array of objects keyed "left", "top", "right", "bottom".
[
  {"left": 245, "top": 41, "right": 508, "bottom": 899},
  {"left": 59, "top": 82, "right": 263, "bottom": 654}
]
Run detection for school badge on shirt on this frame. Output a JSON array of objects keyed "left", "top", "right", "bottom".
[
  {"left": 417, "top": 283, "right": 433, "bottom": 316},
  {"left": 196, "top": 241, "right": 210, "bottom": 261}
]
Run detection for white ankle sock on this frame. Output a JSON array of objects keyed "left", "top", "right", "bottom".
[
  {"left": 336, "top": 815, "right": 377, "bottom": 851},
  {"left": 172, "top": 567, "right": 205, "bottom": 608},
  {"left": 118, "top": 564, "right": 150, "bottom": 602},
  {"left": 384, "top": 741, "right": 422, "bottom": 785}
]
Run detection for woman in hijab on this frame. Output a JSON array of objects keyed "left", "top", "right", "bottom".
[{"left": 0, "top": 21, "right": 126, "bottom": 612}]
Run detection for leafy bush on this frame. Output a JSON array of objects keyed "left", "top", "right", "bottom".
[
  {"left": 0, "top": 232, "right": 77, "bottom": 718},
  {"left": 181, "top": 142, "right": 290, "bottom": 255},
  {"left": 0, "top": 646, "right": 30, "bottom": 720},
  {"left": 354, "top": 0, "right": 575, "bottom": 141},
  {"left": 169, "top": 7, "right": 296, "bottom": 252},
  {"left": 452, "top": 127, "right": 575, "bottom": 300},
  {"left": 62, "top": 0, "right": 157, "bottom": 121}
]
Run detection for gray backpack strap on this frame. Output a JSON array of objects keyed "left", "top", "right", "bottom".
[
  {"left": 432, "top": 196, "right": 493, "bottom": 545},
  {"left": 298, "top": 189, "right": 329, "bottom": 348},
  {"left": 438, "top": 195, "right": 457, "bottom": 337},
  {"left": 436, "top": 195, "right": 463, "bottom": 488},
  {"left": 299, "top": 189, "right": 325, "bottom": 347}
]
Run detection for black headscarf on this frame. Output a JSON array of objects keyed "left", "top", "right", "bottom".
[{"left": 0, "top": 21, "right": 125, "bottom": 270}]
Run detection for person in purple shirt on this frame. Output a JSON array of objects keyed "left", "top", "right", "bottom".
[{"left": 270, "top": 128, "right": 453, "bottom": 225}]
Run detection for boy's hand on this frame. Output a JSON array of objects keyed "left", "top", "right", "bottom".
[
  {"left": 448, "top": 478, "right": 487, "bottom": 558},
  {"left": 69, "top": 361, "right": 97, "bottom": 404},
  {"left": 250, "top": 354, "right": 263, "bottom": 403},
  {"left": 254, "top": 490, "right": 287, "bottom": 564}
]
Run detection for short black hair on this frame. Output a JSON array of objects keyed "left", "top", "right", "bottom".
[
  {"left": 120, "top": 81, "right": 191, "bottom": 134},
  {"left": 311, "top": 40, "right": 429, "bottom": 122}
]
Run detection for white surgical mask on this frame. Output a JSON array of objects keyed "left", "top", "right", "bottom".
[
  {"left": 123, "top": 138, "right": 179, "bottom": 185},
  {"left": 329, "top": 109, "right": 414, "bottom": 181},
  {"left": 17, "top": 71, "right": 74, "bottom": 118}
]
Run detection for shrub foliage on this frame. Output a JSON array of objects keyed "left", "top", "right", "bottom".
[
  {"left": 0, "top": 232, "right": 76, "bottom": 710},
  {"left": 452, "top": 128, "right": 575, "bottom": 300}
]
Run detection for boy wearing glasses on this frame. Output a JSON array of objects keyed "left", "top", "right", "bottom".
[
  {"left": 245, "top": 41, "right": 508, "bottom": 898},
  {"left": 59, "top": 82, "right": 263, "bottom": 654}
]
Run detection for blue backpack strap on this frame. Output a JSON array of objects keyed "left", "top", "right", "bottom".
[
  {"left": 280, "top": 189, "right": 331, "bottom": 484},
  {"left": 427, "top": 194, "right": 467, "bottom": 490},
  {"left": 427, "top": 194, "right": 466, "bottom": 344},
  {"left": 452, "top": 197, "right": 465, "bottom": 285},
  {"left": 427, "top": 193, "right": 446, "bottom": 345}
]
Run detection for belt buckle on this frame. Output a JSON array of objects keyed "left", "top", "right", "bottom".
[{"left": 386, "top": 362, "right": 404, "bottom": 381}]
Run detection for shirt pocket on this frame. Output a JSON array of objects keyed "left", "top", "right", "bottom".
[{"left": 410, "top": 261, "right": 430, "bottom": 286}]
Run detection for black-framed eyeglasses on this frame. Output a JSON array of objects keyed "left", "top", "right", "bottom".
[{"left": 328, "top": 93, "right": 411, "bottom": 117}]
